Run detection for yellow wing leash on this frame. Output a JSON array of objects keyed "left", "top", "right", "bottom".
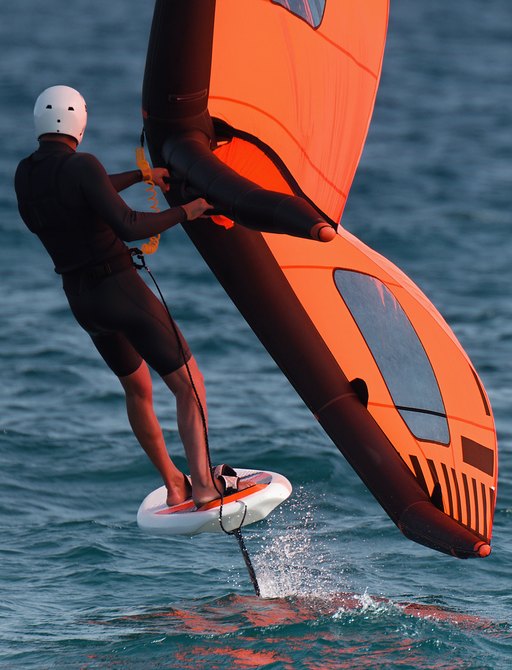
[{"left": 135, "top": 144, "right": 161, "bottom": 255}]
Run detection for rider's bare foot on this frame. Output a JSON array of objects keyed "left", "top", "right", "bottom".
[{"left": 166, "top": 474, "right": 192, "bottom": 507}]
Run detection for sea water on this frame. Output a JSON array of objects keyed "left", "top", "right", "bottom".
[{"left": 1, "top": 1, "right": 511, "bottom": 668}]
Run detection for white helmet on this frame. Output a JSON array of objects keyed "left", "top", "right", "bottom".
[{"left": 34, "top": 85, "right": 87, "bottom": 144}]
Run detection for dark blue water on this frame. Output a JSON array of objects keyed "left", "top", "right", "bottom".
[{"left": 1, "top": 1, "right": 511, "bottom": 668}]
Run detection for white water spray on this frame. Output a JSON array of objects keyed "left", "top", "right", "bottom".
[{"left": 250, "top": 487, "right": 345, "bottom": 600}]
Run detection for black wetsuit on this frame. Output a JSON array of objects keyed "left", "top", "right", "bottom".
[{"left": 14, "top": 140, "right": 191, "bottom": 377}]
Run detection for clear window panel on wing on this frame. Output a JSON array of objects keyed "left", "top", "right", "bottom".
[
  {"left": 272, "top": 0, "right": 326, "bottom": 28},
  {"left": 334, "top": 270, "right": 450, "bottom": 445}
]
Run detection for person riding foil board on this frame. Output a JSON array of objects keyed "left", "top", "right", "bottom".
[{"left": 14, "top": 85, "right": 249, "bottom": 509}]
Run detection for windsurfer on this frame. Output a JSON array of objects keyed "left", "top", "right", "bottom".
[{"left": 14, "top": 85, "right": 241, "bottom": 508}]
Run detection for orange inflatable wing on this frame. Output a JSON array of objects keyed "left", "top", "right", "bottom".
[{"left": 142, "top": 0, "right": 497, "bottom": 558}]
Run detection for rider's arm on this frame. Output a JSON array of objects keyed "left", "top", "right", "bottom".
[
  {"left": 78, "top": 154, "right": 186, "bottom": 241},
  {"left": 109, "top": 170, "right": 143, "bottom": 193}
]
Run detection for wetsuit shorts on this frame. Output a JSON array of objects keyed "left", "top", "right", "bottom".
[{"left": 62, "top": 264, "right": 191, "bottom": 378}]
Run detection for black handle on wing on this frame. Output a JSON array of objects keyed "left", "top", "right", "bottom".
[{"left": 162, "top": 131, "right": 327, "bottom": 240}]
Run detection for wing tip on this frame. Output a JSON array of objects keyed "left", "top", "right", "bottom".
[{"left": 474, "top": 541, "right": 492, "bottom": 558}]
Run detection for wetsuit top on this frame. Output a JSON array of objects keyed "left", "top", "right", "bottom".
[{"left": 14, "top": 141, "right": 186, "bottom": 274}]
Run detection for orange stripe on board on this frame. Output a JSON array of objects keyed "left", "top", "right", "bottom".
[
  {"left": 196, "top": 484, "right": 267, "bottom": 511},
  {"left": 157, "top": 499, "right": 196, "bottom": 515},
  {"left": 156, "top": 483, "right": 268, "bottom": 515},
  {"left": 210, "top": 95, "right": 348, "bottom": 199}
]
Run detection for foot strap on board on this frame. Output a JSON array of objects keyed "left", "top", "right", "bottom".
[{"left": 213, "top": 464, "right": 240, "bottom": 495}]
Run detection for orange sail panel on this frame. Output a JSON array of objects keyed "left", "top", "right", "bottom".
[
  {"left": 141, "top": 0, "right": 498, "bottom": 558},
  {"left": 210, "top": 0, "right": 388, "bottom": 222}
]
